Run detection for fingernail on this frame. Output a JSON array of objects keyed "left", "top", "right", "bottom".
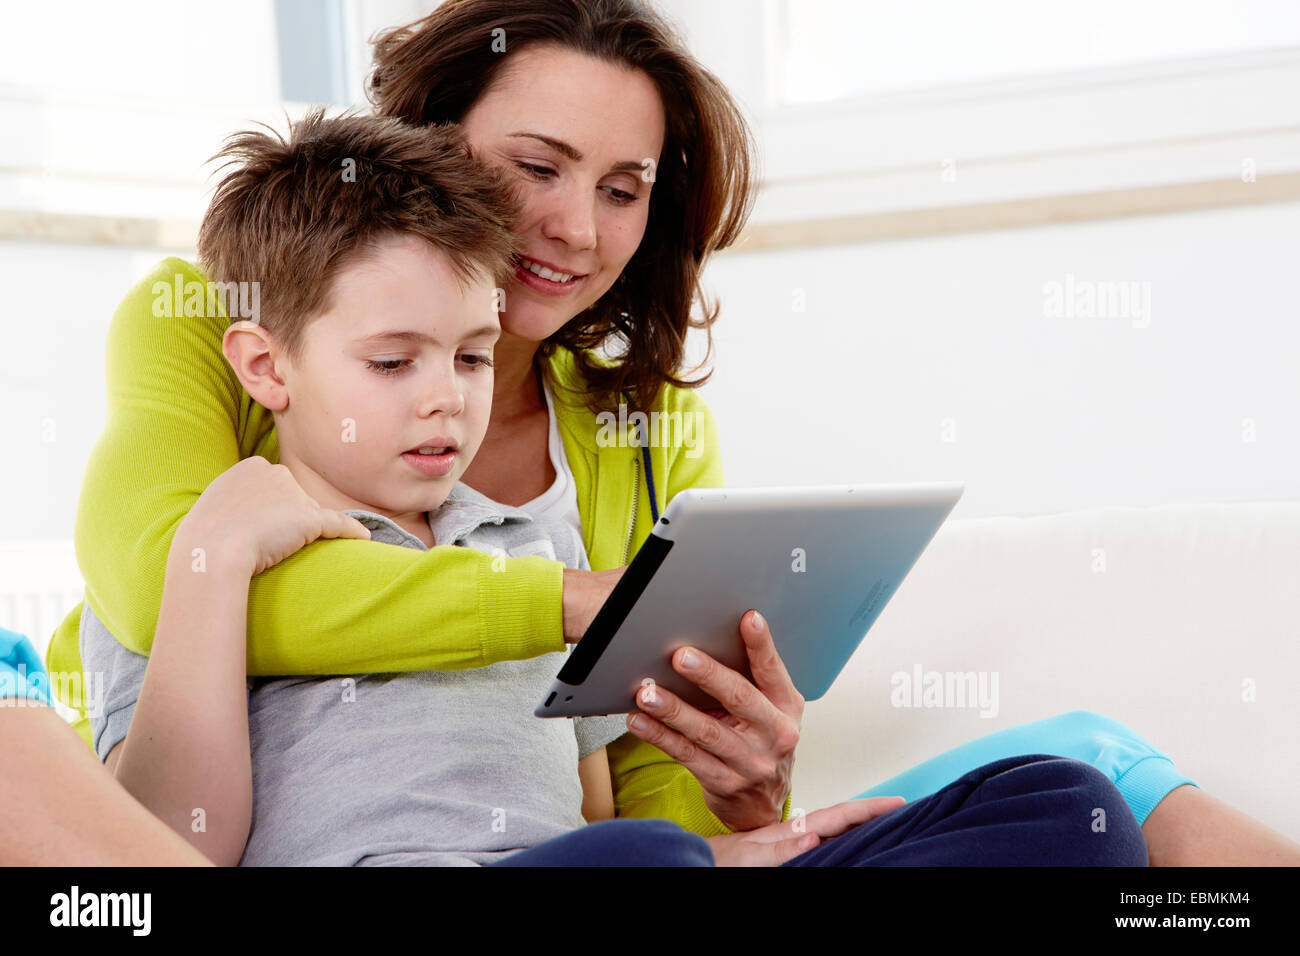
[
  {"left": 628, "top": 714, "right": 645, "bottom": 732},
  {"left": 679, "top": 648, "right": 697, "bottom": 670},
  {"left": 640, "top": 685, "right": 659, "bottom": 707},
  {"left": 752, "top": 611, "right": 765, "bottom": 631}
]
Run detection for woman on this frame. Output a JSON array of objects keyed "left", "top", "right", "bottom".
[{"left": 45, "top": 0, "right": 1299, "bottom": 864}]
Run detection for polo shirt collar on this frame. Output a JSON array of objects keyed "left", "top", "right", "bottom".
[{"left": 341, "top": 481, "right": 534, "bottom": 551}]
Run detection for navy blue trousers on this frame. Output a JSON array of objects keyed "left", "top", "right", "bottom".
[{"left": 491, "top": 754, "right": 1149, "bottom": 866}]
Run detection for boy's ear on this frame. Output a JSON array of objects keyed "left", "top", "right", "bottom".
[{"left": 222, "top": 321, "right": 290, "bottom": 412}]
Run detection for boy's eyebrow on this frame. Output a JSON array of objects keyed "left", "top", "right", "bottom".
[
  {"left": 508, "top": 131, "right": 647, "bottom": 175},
  {"left": 354, "top": 327, "right": 499, "bottom": 347}
]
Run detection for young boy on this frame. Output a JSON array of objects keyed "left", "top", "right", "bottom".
[{"left": 78, "top": 109, "right": 628, "bottom": 865}]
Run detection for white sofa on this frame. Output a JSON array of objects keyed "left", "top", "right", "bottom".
[{"left": 790, "top": 499, "right": 1300, "bottom": 842}]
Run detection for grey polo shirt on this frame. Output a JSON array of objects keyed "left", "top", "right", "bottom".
[{"left": 80, "top": 481, "right": 628, "bottom": 866}]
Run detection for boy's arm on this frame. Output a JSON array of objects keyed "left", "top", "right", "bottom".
[
  {"left": 104, "top": 531, "right": 254, "bottom": 866},
  {"left": 572, "top": 713, "right": 627, "bottom": 825},
  {"left": 47, "top": 259, "right": 563, "bottom": 719},
  {"left": 578, "top": 747, "right": 615, "bottom": 823}
]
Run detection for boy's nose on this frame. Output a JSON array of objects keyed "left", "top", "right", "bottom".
[{"left": 418, "top": 376, "right": 465, "bottom": 417}]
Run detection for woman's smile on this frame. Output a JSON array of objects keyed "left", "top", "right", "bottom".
[{"left": 511, "top": 253, "right": 590, "bottom": 296}]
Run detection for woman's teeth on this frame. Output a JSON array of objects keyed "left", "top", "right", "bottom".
[
  {"left": 516, "top": 256, "right": 576, "bottom": 283},
  {"left": 415, "top": 447, "right": 448, "bottom": 455}
]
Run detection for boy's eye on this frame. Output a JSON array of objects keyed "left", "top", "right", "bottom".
[
  {"left": 365, "top": 355, "right": 492, "bottom": 376},
  {"left": 365, "top": 359, "right": 409, "bottom": 376}
]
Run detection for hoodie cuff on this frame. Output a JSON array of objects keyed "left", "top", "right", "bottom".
[
  {"left": 1113, "top": 755, "right": 1198, "bottom": 826},
  {"left": 477, "top": 555, "right": 566, "bottom": 666}
]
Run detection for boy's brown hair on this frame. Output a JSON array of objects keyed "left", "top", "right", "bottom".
[{"left": 197, "top": 107, "right": 522, "bottom": 363}]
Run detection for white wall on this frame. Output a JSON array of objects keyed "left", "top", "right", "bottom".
[
  {"left": 696, "top": 199, "right": 1300, "bottom": 518},
  {"left": 0, "top": 239, "right": 179, "bottom": 662},
  {"left": 6, "top": 195, "right": 1299, "bottom": 544},
  {"left": 0, "top": 241, "right": 181, "bottom": 541}
]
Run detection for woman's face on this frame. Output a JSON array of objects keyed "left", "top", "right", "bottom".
[{"left": 458, "top": 43, "right": 666, "bottom": 343}]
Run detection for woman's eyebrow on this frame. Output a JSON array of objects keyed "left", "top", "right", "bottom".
[{"left": 507, "top": 131, "right": 646, "bottom": 174}]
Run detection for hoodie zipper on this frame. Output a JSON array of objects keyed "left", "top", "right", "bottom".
[{"left": 622, "top": 454, "right": 640, "bottom": 565}]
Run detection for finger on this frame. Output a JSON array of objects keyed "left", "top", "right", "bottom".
[
  {"left": 728, "top": 818, "right": 811, "bottom": 845},
  {"left": 743, "top": 799, "right": 902, "bottom": 844},
  {"left": 763, "top": 833, "right": 821, "bottom": 865},
  {"left": 739, "top": 610, "right": 803, "bottom": 715},
  {"left": 318, "top": 510, "right": 372, "bottom": 541},
  {"left": 806, "top": 797, "right": 906, "bottom": 834},
  {"left": 671, "top": 644, "right": 783, "bottom": 729},
  {"left": 633, "top": 680, "right": 750, "bottom": 767},
  {"left": 800, "top": 796, "right": 907, "bottom": 838},
  {"left": 625, "top": 709, "right": 744, "bottom": 795}
]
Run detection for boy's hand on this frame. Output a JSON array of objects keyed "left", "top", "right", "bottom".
[
  {"left": 704, "top": 796, "right": 906, "bottom": 866},
  {"left": 176, "top": 456, "right": 372, "bottom": 577}
]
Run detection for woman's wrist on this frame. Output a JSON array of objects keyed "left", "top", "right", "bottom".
[
  {"left": 561, "top": 568, "right": 582, "bottom": 642},
  {"left": 560, "top": 566, "right": 627, "bottom": 643}
]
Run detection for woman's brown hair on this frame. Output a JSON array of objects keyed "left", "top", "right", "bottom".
[
  {"left": 368, "top": 0, "right": 760, "bottom": 414},
  {"left": 197, "top": 109, "right": 522, "bottom": 365}
]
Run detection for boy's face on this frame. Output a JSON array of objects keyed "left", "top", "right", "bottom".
[{"left": 270, "top": 234, "right": 499, "bottom": 522}]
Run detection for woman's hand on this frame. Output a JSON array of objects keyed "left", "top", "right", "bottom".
[
  {"left": 561, "top": 566, "right": 627, "bottom": 642},
  {"left": 706, "top": 796, "right": 906, "bottom": 866},
  {"left": 625, "top": 609, "right": 805, "bottom": 832},
  {"left": 175, "top": 456, "right": 373, "bottom": 577}
]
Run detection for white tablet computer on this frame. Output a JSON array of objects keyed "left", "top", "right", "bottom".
[{"left": 536, "top": 481, "right": 963, "bottom": 718}]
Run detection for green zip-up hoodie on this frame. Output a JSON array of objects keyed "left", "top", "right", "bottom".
[{"left": 47, "top": 257, "right": 781, "bottom": 837}]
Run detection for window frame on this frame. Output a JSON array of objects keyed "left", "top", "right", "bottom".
[{"left": 660, "top": 0, "right": 1300, "bottom": 245}]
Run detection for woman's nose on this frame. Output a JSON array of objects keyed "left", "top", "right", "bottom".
[{"left": 541, "top": 180, "right": 597, "bottom": 250}]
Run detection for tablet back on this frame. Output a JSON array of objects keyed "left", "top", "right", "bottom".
[{"left": 537, "top": 482, "right": 963, "bottom": 717}]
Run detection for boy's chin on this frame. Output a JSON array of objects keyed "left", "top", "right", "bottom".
[{"left": 349, "top": 482, "right": 454, "bottom": 517}]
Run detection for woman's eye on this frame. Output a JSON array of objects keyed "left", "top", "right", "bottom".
[
  {"left": 604, "top": 186, "right": 637, "bottom": 205},
  {"left": 365, "top": 359, "right": 409, "bottom": 376},
  {"left": 517, "top": 162, "right": 638, "bottom": 205},
  {"left": 461, "top": 354, "right": 494, "bottom": 370}
]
